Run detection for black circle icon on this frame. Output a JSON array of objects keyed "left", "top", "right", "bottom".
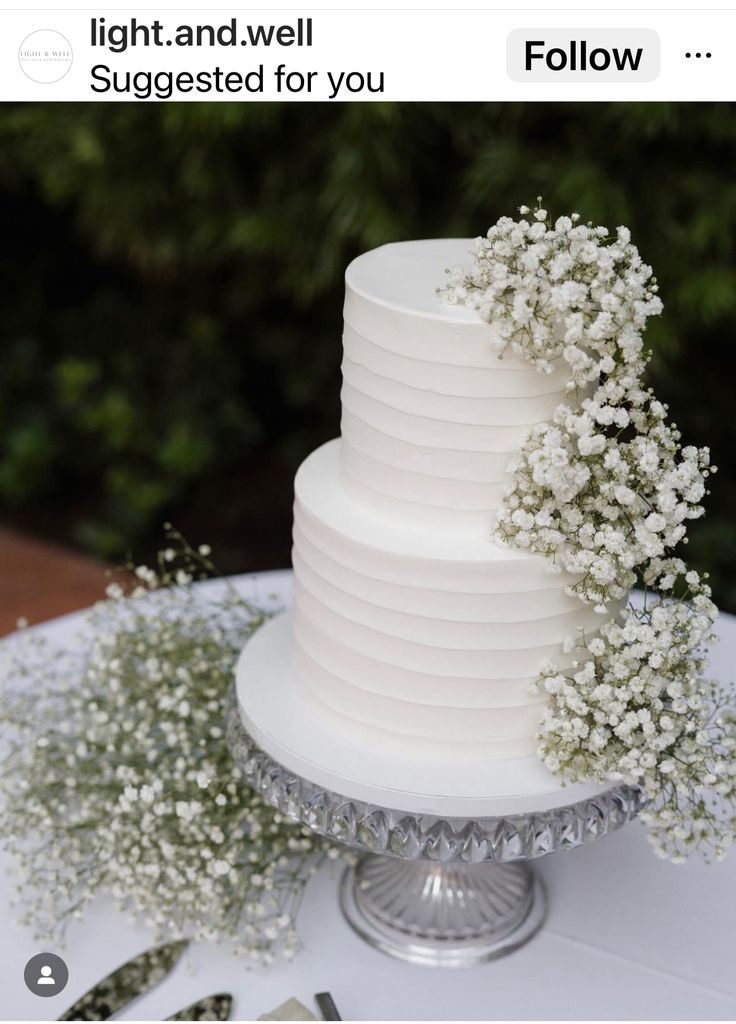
[{"left": 24, "top": 952, "right": 69, "bottom": 997}]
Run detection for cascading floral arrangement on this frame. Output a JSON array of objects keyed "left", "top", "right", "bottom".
[{"left": 442, "top": 201, "right": 736, "bottom": 861}]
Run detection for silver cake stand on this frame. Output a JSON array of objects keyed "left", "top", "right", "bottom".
[{"left": 226, "top": 689, "right": 645, "bottom": 968}]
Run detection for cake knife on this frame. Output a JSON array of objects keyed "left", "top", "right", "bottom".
[{"left": 58, "top": 939, "right": 188, "bottom": 1021}]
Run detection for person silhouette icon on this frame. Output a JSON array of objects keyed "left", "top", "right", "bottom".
[{"left": 36, "top": 965, "right": 55, "bottom": 986}]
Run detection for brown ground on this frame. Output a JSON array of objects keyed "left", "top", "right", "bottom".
[{"left": 0, "top": 527, "right": 111, "bottom": 636}]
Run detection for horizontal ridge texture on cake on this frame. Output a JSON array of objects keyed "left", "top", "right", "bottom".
[
  {"left": 340, "top": 238, "right": 574, "bottom": 529},
  {"left": 288, "top": 238, "right": 594, "bottom": 760},
  {"left": 291, "top": 438, "right": 595, "bottom": 760}
]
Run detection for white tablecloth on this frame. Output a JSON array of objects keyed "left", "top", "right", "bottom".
[{"left": 2, "top": 570, "right": 736, "bottom": 1021}]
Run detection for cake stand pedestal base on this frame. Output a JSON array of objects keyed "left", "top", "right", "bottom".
[{"left": 340, "top": 856, "right": 546, "bottom": 967}]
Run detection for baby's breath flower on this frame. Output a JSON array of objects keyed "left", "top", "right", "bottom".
[
  {"left": 442, "top": 206, "right": 735, "bottom": 862},
  {"left": 0, "top": 536, "right": 340, "bottom": 964}
]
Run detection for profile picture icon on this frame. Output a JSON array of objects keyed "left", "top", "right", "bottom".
[
  {"left": 24, "top": 952, "right": 68, "bottom": 996},
  {"left": 18, "top": 29, "right": 73, "bottom": 84}
]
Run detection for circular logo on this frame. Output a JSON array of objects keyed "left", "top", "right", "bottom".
[
  {"left": 18, "top": 30, "right": 73, "bottom": 84},
  {"left": 24, "top": 952, "right": 69, "bottom": 997}
]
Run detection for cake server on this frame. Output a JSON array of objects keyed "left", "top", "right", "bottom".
[
  {"left": 57, "top": 939, "right": 189, "bottom": 1021},
  {"left": 167, "top": 992, "right": 233, "bottom": 1020}
]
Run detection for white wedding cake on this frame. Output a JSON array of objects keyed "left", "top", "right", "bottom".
[{"left": 289, "top": 238, "right": 598, "bottom": 763}]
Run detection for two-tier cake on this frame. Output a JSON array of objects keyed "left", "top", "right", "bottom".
[{"left": 236, "top": 238, "right": 606, "bottom": 813}]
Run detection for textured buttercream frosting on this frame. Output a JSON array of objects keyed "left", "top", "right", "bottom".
[
  {"left": 289, "top": 239, "right": 593, "bottom": 759},
  {"left": 292, "top": 441, "right": 601, "bottom": 759},
  {"left": 340, "top": 239, "right": 573, "bottom": 529}
]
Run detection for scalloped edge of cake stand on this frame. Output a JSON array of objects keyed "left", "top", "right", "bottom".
[{"left": 235, "top": 611, "right": 610, "bottom": 818}]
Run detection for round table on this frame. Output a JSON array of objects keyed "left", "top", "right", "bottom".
[{"left": 2, "top": 570, "right": 736, "bottom": 1021}]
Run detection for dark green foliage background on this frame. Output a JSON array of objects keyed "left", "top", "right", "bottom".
[{"left": 1, "top": 103, "right": 735, "bottom": 606}]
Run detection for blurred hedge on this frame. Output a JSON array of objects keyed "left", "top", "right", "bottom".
[{"left": 1, "top": 103, "right": 735, "bottom": 605}]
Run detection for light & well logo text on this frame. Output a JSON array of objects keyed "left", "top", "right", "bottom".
[{"left": 18, "top": 29, "right": 73, "bottom": 84}]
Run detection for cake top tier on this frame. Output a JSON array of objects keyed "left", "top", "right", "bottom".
[
  {"left": 343, "top": 238, "right": 515, "bottom": 364},
  {"left": 346, "top": 239, "right": 478, "bottom": 323},
  {"left": 338, "top": 238, "right": 571, "bottom": 530}
]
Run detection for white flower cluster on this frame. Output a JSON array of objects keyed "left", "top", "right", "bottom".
[
  {"left": 443, "top": 204, "right": 735, "bottom": 859},
  {"left": 444, "top": 202, "right": 712, "bottom": 608},
  {"left": 0, "top": 534, "right": 340, "bottom": 965},
  {"left": 538, "top": 560, "right": 735, "bottom": 860}
]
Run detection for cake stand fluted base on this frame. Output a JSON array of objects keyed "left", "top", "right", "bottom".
[{"left": 340, "top": 855, "right": 546, "bottom": 967}]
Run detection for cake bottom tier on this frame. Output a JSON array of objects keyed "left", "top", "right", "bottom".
[
  {"left": 235, "top": 611, "right": 612, "bottom": 815},
  {"left": 292, "top": 440, "right": 603, "bottom": 761}
]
